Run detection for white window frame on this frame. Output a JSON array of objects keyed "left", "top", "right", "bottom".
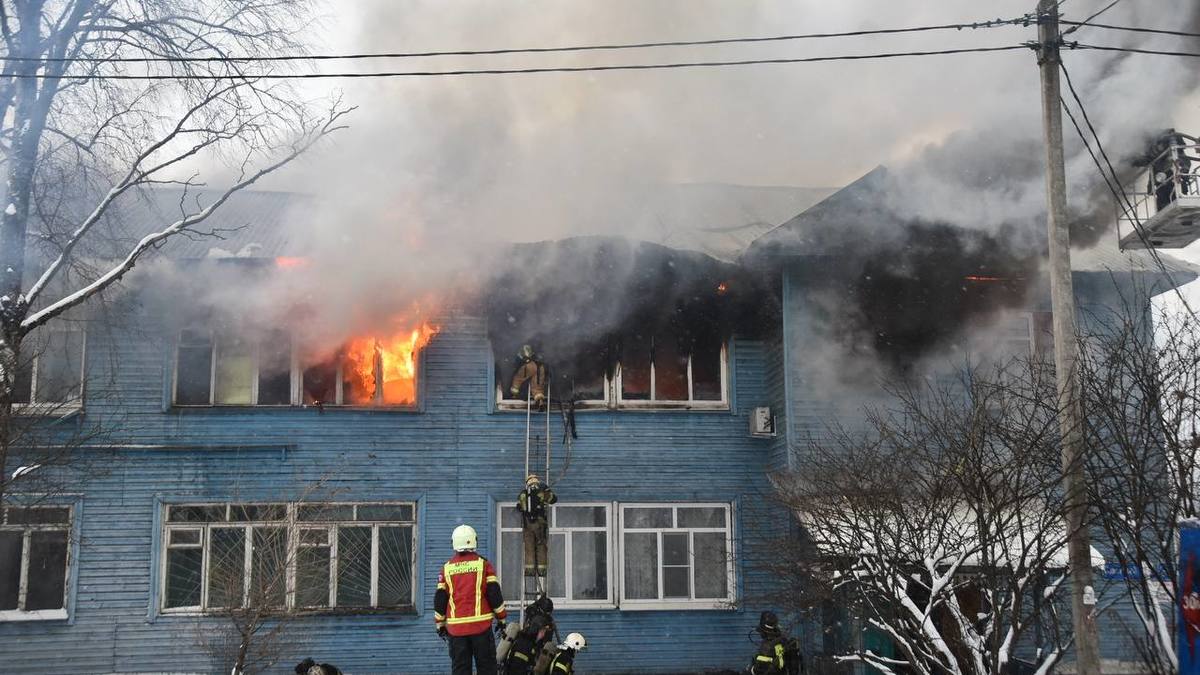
[
  {"left": 494, "top": 341, "right": 728, "bottom": 411},
  {"left": 618, "top": 502, "right": 735, "bottom": 610},
  {"left": 0, "top": 505, "right": 72, "bottom": 622},
  {"left": 615, "top": 342, "right": 728, "bottom": 410},
  {"left": 159, "top": 502, "right": 417, "bottom": 615},
  {"left": 173, "top": 328, "right": 425, "bottom": 409},
  {"left": 495, "top": 502, "right": 615, "bottom": 609},
  {"left": 14, "top": 327, "right": 86, "bottom": 411}
]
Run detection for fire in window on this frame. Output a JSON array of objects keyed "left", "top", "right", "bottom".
[{"left": 619, "top": 328, "right": 725, "bottom": 404}]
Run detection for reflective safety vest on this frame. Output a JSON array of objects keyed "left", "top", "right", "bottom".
[
  {"left": 751, "top": 640, "right": 786, "bottom": 675},
  {"left": 434, "top": 552, "right": 507, "bottom": 636}
]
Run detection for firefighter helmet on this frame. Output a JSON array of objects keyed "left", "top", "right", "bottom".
[
  {"left": 560, "top": 632, "right": 586, "bottom": 651},
  {"left": 526, "top": 473, "right": 541, "bottom": 487},
  {"left": 452, "top": 524, "right": 477, "bottom": 552}
]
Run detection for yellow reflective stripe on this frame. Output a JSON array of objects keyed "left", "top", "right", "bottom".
[
  {"left": 437, "top": 582, "right": 447, "bottom": 590},
  {"left": 446, "top": 612, "right": 495, "bottom": 625},
  {"left": 433, "top": 611, "right": 445, "bottom": 621},
  {"left": 554, "top": 661, "right": 570, "bottom": 672},
  {"left": 513, "top": 652, "right": 530, "bottom": 662},
  {"left": 493, "top": 603, "right": 507, "bottom": 614},
  {"left": 755, "top": 655, "right": 774, "bottom": 662},
  {"left": 444, "top": 563, "right": 457, "bottom": 617},
  {"left": 486, "top": 575, "right": 499, "bottom": 583},
  {"left": 475, "top": 562, "right": 483, "bottom": 618}
]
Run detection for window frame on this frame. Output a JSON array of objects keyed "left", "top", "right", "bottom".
[
  {"left": 159, "top": 501, "right": 417, "bottom": 615},
  {"left": 0, "top": 505, "right": 73, "bottom": 622},
  {"left": 13, "top": 326, "right": 87, "bottom": 411},
  {"left": 617, "top": 502, "right": 735, "bottom": 610},
  {"left": 495, "top": 502, "right": 616, "bottom": 609},
  {"left": 172, "top": 328, "right": 427, "bottom": 409},
  {"left": 493, "top": 341, "right": 729, "bottom": 411}
]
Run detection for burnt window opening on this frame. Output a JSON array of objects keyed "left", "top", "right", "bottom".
[
  {"left": 298, "top": 334, "right": 429, "bottom": 408},
  {"left": 496, "top": 338, "right": 612, "bottom": 405},
  {"left": 11, "top": 328, "right": 86, "bottom": 407}
]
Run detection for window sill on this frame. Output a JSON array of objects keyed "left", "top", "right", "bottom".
[
  {"left": 495, "top": 401, "right": 729, "bottom": 413},
  {"left": 170, "top": 404, "right": 422, "bottom": 413},
  {"left": 618, "top": 600, "right": 735, "bottom": 611},
  {"left": 0, "top": 608, "right": 68, "bottom": 622},
  {"left": 12, "top": 402, "right": 83, "bottom": 416},
  {"left": 158, "top": 605, "right": 417, "bottom": 618}
]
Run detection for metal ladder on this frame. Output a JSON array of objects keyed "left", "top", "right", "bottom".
[{"left": 518, "top": 380, "right": 551, "bottom": 626}]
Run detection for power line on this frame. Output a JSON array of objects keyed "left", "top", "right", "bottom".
[
  {"left": 1075, "top": 43, "right": 1200, "bottom": 58},
  {"left": 0, "top": 17, "right": 1029, "bottom": 65},
  {"left": 1061, "top": 21, "right": 1200, "bottom": 39},
  {"left": 1058, "top": 60, "right": 1200, "bottom": 318},
  {"left": 1061, "top": 0, "right": 1126, "bottom": 36},
  {"left": 1, "top": 45, "right": 1030, "bottom": 80}
]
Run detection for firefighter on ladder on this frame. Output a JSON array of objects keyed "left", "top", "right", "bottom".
[
  {"left": 435, "top": 525, "right": 509, "bottom": 675},
  {"left": 517, "top": 474, "right": 557, "bottom": 588}
]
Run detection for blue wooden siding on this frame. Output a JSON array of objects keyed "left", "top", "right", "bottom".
[{"left": 0, "top": 308, "right": 783, "bottom": 674}]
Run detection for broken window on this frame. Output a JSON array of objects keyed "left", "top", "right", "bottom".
[
  {"left": 495, "top": 337, "right": 611, "bottom": 406},
  {"left": 617, "top": 328, "right": 727, "bottom": 406},
  {"left": 11, "top": 328, "right": 86, "bottom": 406},
  {"left": 162, "top": 502, "right": 415, "bottom": 613},
  {"left": 0, "top": 506, "right": 72, "bottom": 618},
  {"left": 178, "top": 326, "right": 300, "bottom": 406}
]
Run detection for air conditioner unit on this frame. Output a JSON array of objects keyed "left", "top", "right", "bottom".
[{"left": 749, "top": 407, "right": 776, "bottom": 438}]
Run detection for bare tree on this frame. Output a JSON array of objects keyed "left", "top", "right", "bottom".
[
  {"left": 772, "top": 362, "right": 1077, "bottom": 675},
  {"left": 0, "top": 0, "right": 352, "bottom": 503},
  {"left": 1080, "top": 300, "right": 1200, "bottom": 675}
]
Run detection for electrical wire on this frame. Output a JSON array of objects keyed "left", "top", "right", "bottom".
[
  {"left": 1058, "top": 60, "right": 1200, "bottom": 319},
  {"left": 0, "top": 17, "right": 1030, "bottom": 65},
  {"left": 1061, "top": 21, "right": 1200, "bottom": 39},
  {"left": 1061, "top": 0, "right": 1126, "bottom": 36},
  {"left": 1075, "top": 43, "right": 1200, "bottom": 58},
  {"left": 0, "top": 45, "right": 1030, "bottom": 80}
]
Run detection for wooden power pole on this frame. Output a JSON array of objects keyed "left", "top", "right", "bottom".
[{"left": 1035, "top": 1, "right": 1103, "bottom": 672}]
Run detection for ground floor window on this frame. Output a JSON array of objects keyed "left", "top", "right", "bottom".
[
  {"left": 161, "top": 502, "right": 415, "bottom": 614},
  {"left": 0, "top": 505, "right": 72, "bottom": 620},
  {"left": 496, "top": 501, "right": 734, "bottom": 609}
]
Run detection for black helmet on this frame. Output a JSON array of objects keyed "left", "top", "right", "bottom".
[
  {"left": 530, "top": 594, "right": 554, "bottom": 616},
  {"left": 757, "top": 611, "right": 782, "bottom": 637}
]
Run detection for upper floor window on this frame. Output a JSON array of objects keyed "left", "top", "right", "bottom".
[
  {"left": 161, "top": 502, "right": 415, "bottom": 614},
  {"left": 495, "top": 329, "right": 727, "bottom": 411},
  {"left": 0, "top": 505, "right": 72, "bottom": 621},
  {"left": 13, "top": 328, "right": 85, "bottom": 407},
  {"left": 173, "top": 324, "right": 435, "bottom": 408}
]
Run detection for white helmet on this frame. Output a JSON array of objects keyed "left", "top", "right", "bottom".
[
  {"left": 452, "top": 524, "right": 477, "bottom": 552},
  {"left": 559, "top": 632, "right": 586, "bottom": 651}
]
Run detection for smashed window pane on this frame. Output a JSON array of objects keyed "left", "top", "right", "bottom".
[
  {"left": 207, "top": 527, "right": 245, "bottom": 609},
  {"left": 0, "top": 531, "right": 21, "bottom": 610},
  {"left": 378, "top": 526, "right": 413, "bottom": 606},
  {"left": 34, "top": 331, "right": 84, "bottom": 403},
  {"left": 691, "top": 335, "right": 723, "bottom": 401},
  {"left": 25, "top": 531, "right": 68, "bottom": 610},
  {"left": 214, "top": 331, "right": 254, "bottom": 405},
  {"left": 302, "top": 353, "right": 338, "bottom": 406},
  {"left": 621, "top": 332, "right": 651, "bottom": 400},
  {"left": 653, "top": 333, "right": 688, "bottom": 401},
  {"left": 258, "top": 331, "right": 292, "bottom": 405},
  {"left": 336, "top": 526, "right": 372, "bottom": 606},
  {"left": 175, "top": 329, "right": 213, "bottom": 405}
]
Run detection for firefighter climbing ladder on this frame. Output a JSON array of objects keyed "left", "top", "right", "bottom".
[{"left": 519, "top": 380, "right": 552, "bottom": 626}]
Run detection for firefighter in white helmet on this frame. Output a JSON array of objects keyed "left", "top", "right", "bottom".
[
  {"left": 546, "top": 633, "right": 586, "bottom": 674},
  {"left": 435, "top": 524, "right": 508, "bottom": 675}
]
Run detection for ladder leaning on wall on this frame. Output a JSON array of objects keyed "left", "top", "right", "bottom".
[{"left": 518, "top": 380, "right": 552, "bottom": 627}]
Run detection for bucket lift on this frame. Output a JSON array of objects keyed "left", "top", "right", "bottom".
[{"left": 1118, "top": 131, "right": 1200, "bottom": 250}]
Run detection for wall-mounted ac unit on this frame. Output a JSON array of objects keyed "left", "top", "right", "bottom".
[{"left": 750, "top": 407, "right": 776, "bottom": 438}]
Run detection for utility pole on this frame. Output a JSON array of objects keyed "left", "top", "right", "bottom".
[{"left": 1035, "top": 1, "right": 1103, "bottom": 672}]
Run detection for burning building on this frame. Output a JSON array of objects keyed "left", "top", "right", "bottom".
[{"left": 0, "top": 176, "right": 1194, "bottom": 674}]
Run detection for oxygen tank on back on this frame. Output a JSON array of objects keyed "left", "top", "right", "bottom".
[
  {"left": 496, "top": 621, "right": 521, "bottom": 664},
  {"left": 533, "top": 641, "right": 558, "bottom": 675}
]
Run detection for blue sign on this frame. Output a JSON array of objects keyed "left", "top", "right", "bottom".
[{"left": 1179, "top": 522, "right": 1200, "bottom": 674}]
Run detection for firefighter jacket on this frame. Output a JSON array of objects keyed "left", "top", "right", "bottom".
[
  {"left": 546, "top": 648, "right": 577, "bottom": 674},
  {"left": 517, "top": 484, "right": 557, "bottom": 524},
  {"left": 433, "top": 552, "right": 507, "bottom": 637},
  {"left": 750, "top": 637, "right": 786, "bottom": 675},
  {"left": 510, "top": 359, "right": 548, "bottom": 402}
]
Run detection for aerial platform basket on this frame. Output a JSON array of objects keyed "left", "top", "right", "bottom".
[{"left": 1118, "top": 140, "right": 1200, "bottom": 250}]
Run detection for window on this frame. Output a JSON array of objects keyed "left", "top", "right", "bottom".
[
  {"left": 161, "top": 502, "right": 415, "bottom": 613},
  {"left": 493, "top": 332, "right": 727, "bottom": 410},
  {"left": 174, "top": 325, "right": 432, "bottom": 408},
  {"left": 620, "top": 504, "right": 733, "bottom": 608},
  {"left": 12, "top": 329, "right": 85, "bottom": 406},
  {"left": 496, "top": 503, "right": 613, "bottom": 607},
  {"left": 0, "top": 506, "right": 72, "bottom": 620}
]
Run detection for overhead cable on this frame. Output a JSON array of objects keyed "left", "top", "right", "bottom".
[
  {"left": 1075, "top": 43, "right": 1200, "bottom": 58},
  {"left": 1061, "top": 0, "right": 1127, "bottom": 36},
  {"left": 1, "top": 45, "right": 1030, "bottom": 80},
  {"left": 1061, "top": 21, "right": 1200, "bottom": 39},
  {"left": 0, "top": 17, "right": 1029, "bottom": 65}
]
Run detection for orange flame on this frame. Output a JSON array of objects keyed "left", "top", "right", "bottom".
[
  {"left": 275, "top": 256, "right": 309, "bottom": 269},
  {"left": 343, "top": 322, "right": 439, "bottom": 406}
]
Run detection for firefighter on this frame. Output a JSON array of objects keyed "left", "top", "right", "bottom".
[
  {"left": 509, "top": 344, "right": 548, "bottom": 406},
  {"left": 435, "top": 524, "right": 509, "bottom": 675},
  {"left": 749, "top": 611, "right": 803, "bottom": 675},
  {"left": 545, "top": 633, "right": 587, "bottom": 674},
  {"left": 517, "top": 474, "right": 557, "bottom": 582}
]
